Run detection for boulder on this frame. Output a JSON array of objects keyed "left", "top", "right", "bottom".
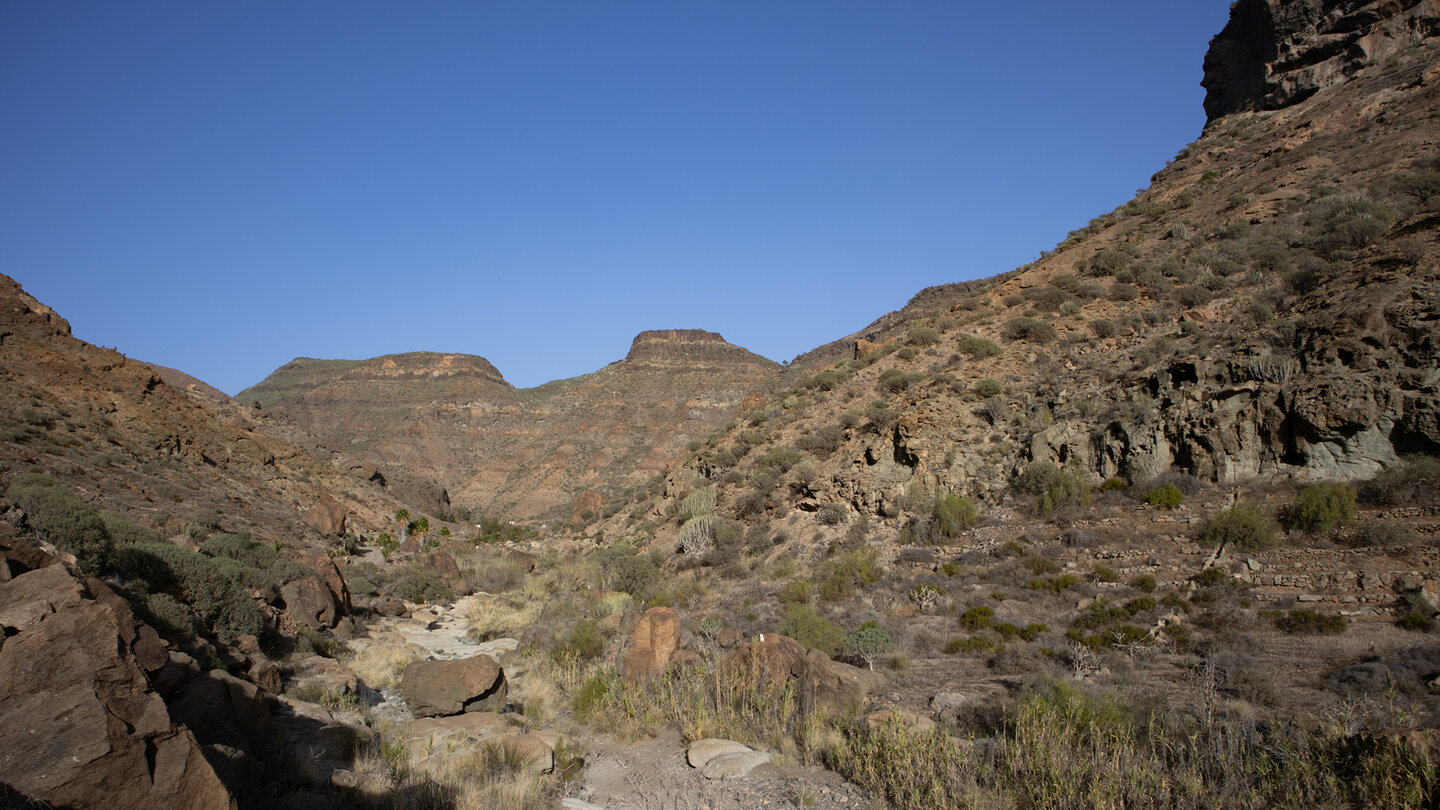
[
  {"left": 621, "top": 606, "right": 682, "bottom": 682},
  {"left": 0, "top": 560, "right": 235, "bottom": 810},
  {"left": 491, "top": 733, "right": 556, "bottom": 772},
  {"left": 289, "top": 653, "right": 360, "bottom": 696},
  {"left": 719, "top": 633, "right": 882, "bottom": 714},
  {"left": 303, "top": 556, "right": 353, "bottom": 615},
  {"left": 930, "top": 691, "right": 969, "bottom": 725},
  {"left": 401, "top": 655, "right": 508, "bottom": 717},
  {"left": 421, "top": 550, "right": 472, "bottom": 596},
  {"left": 409, "top": 711, "right": 513, "bottom": 745},
  {"left": 302, "top": 498, "right": 347, "bottom": 536},
  {"left": 279, "top": 575, "right": 338, "bottom": 629},
  {"left": 702, "top": 750, "right": 772, "bottom": 779},
  {"left": 687, "top": 738, "right": 753, "bottom": 768}
]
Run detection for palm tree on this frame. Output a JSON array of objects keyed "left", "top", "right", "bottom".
[{"left": 395, "top": 508, "right": 410, "bottom": 543}]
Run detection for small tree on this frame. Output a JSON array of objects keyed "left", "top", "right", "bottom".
[
  {"left": 1284, "top": 482, "right": 1356, "bottom": 534},
  {"left": 908, "top": 583, "right": 943, "bottom": 612},
  {"left": 845, "top": 626, "right": 893, "bottom": 671}
]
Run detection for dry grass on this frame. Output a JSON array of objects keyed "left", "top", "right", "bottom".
[{"left": 350, "top": 645, "right": 422, "bottom": 690}]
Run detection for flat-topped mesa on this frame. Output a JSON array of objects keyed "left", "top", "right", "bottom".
[
  {"left": 339, "top": 352, "right": 510, "bottom": 387},
  {"left": 624, "top": 329, "right": 778, "bottom": 368},
  {"left": 1202, "top": 0, "right": 1440, "bottom": 121}
]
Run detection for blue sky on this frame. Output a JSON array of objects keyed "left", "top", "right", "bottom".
[{"left": 0, "top": 1, "right": 1233, "bottom": 394}]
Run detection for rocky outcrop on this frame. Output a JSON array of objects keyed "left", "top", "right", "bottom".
[
  {"left": 720, "top": 633, "right": 883, "bottom": 715},
  {"left": 1203, "top": 0, "right": 1440, "bottom": 120},
  {"left": 0, "top": 555, "right": 235, "bottom": 810},
  {"left": 621, "top": 606, "right": 682, "bottom": 682},
  {"left": 401, "top": 655, "right": 508, "bottom": 717},
  {"left": 279, "top": 574, "right": 340, "bottom": 629},
  {"left": 302, "top": 497, "right": 348, "bottom": 536}
]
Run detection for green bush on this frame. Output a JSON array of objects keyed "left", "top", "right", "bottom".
[
  {"left": 778, "top": 604, "right": 844, "bottom": 655},
  {"left": 973, "top": 379, "right": 1002, "bottom": 398},
  {"left": 1359, "top": 455, "right": 1439, "bottom": 507},
  {"left": 1143, "top": 483, "right": 1184, "bottom": 509},
  {"left": 1131, "top": 575, "right": 1157, "bottom": 593},
  {"left": 955, "top": 337, "right": 1003, "bottom": 359},
  {"left": 1088, "top": 319, "right": 1117, "bottom": 338},
  {"left": 554, "top": 619, "right": 606, "bottom": 660},
  {"left": 6, "top": 473, "right": 113, "bottom": 574},
  {"left": 1200, "top": 505, "right": 1276, "bottom": 551},
  {"left": 932, "top": 495, "right": 980, "bottom": 538},
  {"left": 1013, "top": 462, "right": 1094, "bottom": 514},
  {"left": 877, "top": 369, "right": 924, "bottom": 394},
  {"left": 960, "top": 606, "right": 994, "bottom": 630},
  {"left": 818, "top": 549, "right": 882, "bottom": 600},
  {"left": 1284, "top": 482, "right": 1356, "bottom": 534},
  {"left": 1001, "top": 317, "right": 1056, "bottom": 344},
  {"left": 1275, "top": 609, "right": 1346, "bottom": 635},
  {"left": 796, "top": 425, "right": 845, "bottom": 457},
  {"left": 389, "top": 565, "right": 454, "bottom": 604}
]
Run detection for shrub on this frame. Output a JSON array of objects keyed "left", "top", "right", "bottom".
[
  {"left": 1022, "top": 556, "right": 1060, "bottom": 575},
  {"left": 1200, "top": 505, "right": 1276, "bottom": 551},
  {"left": 6, "top": 474, "right": 113, "bottom": 575},
  {"left": 807, "top": 369, "right": 843, "bottom": 391},
  {"left": 1001, "top": 317, "right": 1056, "bottom": 344},
  {"left": 818, "top": 549, "right": 882, "bottom": 600},
  {"left": 960, "top": 606, "right": 994, "bottom": 630},
  {"left": 955, "top": 337, "right": 1003, "bottom": 359},
  {"left": 973, "top": 379, "right": 1002, "bottom": 398},
  {"left": 1143, "top": 483, "right": 1184, "bottom": 509},
  {"left": 1109, "top": 282, "right": 1140, "bottom": 301},
  {"left": 1284, "top": 482, "right": 1356, "bottom": 534},
  {"left": 877, "top": 369, "right": 923, "bottom": 394},
  {"left": 796, "top": 425, "right": 845, "bottom": 457},
  {"left": 1359, "top": 455, "right": 1439, "bottom": 506},
  {"left": 908, "top": 326, "right": 940, "bottom": 346},
  {"left": 1088, "top": 319, "right": 1117, "bottom": 338},
  {"left": 390, "top": 566, "right": 454, "bottom": 604},
  {"left": 932, "top": 495, "right": 980, "bottom": 538},
  {"left": 679, "top": 487, "right": 717, "bottom": 520},
  {"left": 1275, "top": 609, "right": 1346, "bottom": 635},
  {"left": 755, "top": 446, "right": 802, "bottom": 472},
  {"left": 1131, "top": 575, "right": 1157, "bottom": 593},
  {"left": 778, "top": 604, "right": 844, "bottom": 655},
  {"left": 679, "top": 514, "right": 718, "bottom": 555},
  {"left": 818, "top": 504, "right": 848, "bottom": 525}
]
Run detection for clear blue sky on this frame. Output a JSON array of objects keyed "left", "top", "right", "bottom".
[{"left": 1, "top": 1, "right": 1233, "bottom": 394}]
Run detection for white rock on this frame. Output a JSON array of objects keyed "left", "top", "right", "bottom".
[{"left": 686, "top": 738, "right": 753, "bottom": 768}]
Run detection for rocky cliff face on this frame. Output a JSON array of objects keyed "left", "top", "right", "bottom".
[
  {"left": 241, "top": 332, "right": 782, "bottom": 520},
  {"left": 1203, "top": 0, "right": 1440, "bottom": 119}
]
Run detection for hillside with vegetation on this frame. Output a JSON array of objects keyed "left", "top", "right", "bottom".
[{"left": 2, "top": 1, "right": 1439, "bottom": 808}]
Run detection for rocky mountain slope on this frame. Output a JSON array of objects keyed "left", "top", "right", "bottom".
[
  {"left": 604, "top": 0, "right": 1440, "bottom": 538},
  {"left": 0, "top": 273, "right": 408, "bottom": 547},
  {"left": 239, "top": 329, "right": 781, "bottom": 520}
]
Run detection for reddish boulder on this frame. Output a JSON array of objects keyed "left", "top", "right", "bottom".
[
  {"left": 279, "top": 574, "right": 338, "bottom": 629},
  {"left": 303, "top": 555, "right": 353, "bottom": 615},
  {"left": 421, "top": 550, "right": 472, "bottom": 596},
  {"left": 719, "top": 633, "right": 882, "bottom": 715},
  {"left": 302, "top": 498, "right": 347, "bottom": 536},
  {"left": 401, "top": 655, "right": 508, "bottom": 717},
  {"left": 0, "top": 559, "right": 234, "bottom": 809},
  {"left": 622, "top": 606, "right": 682, "bottom": 682}
]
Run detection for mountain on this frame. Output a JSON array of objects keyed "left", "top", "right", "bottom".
[
  {"left": 239, "top": 329, "right": 782, "bottom": 520},
  {"left": 594, "top": 0, "right": 1440, "bottom": 533},
  {"left": 0, "top": 273, "right": 407, "bottom": 546}
]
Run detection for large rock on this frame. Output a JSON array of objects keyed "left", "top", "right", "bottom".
[
  {"left": 303, "top": 555, "right": 353, "bottom": 615},
  {"left": 621, "top": 606, "right": 682, "bottom": 682},
  {"left": 421, "top": 550, "right": 472, "bottom": 596},
  {"left": 401, "top": 655, "right": 508, "bottom": 717},
  {"left": 302, "top": 498, "right": 348, "bottom": 536},
  {"left": 1203, "top": 0, "right": 1440, "bottom": 120},
  {"left": 0, "top": 558, "right": 235, "bottom": 810},
  {"left": 280, "top": 574, "right": 339, "bottom": 629},
  {"left": 719, "top": 633, "right": 882, "bottom": 714}
]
